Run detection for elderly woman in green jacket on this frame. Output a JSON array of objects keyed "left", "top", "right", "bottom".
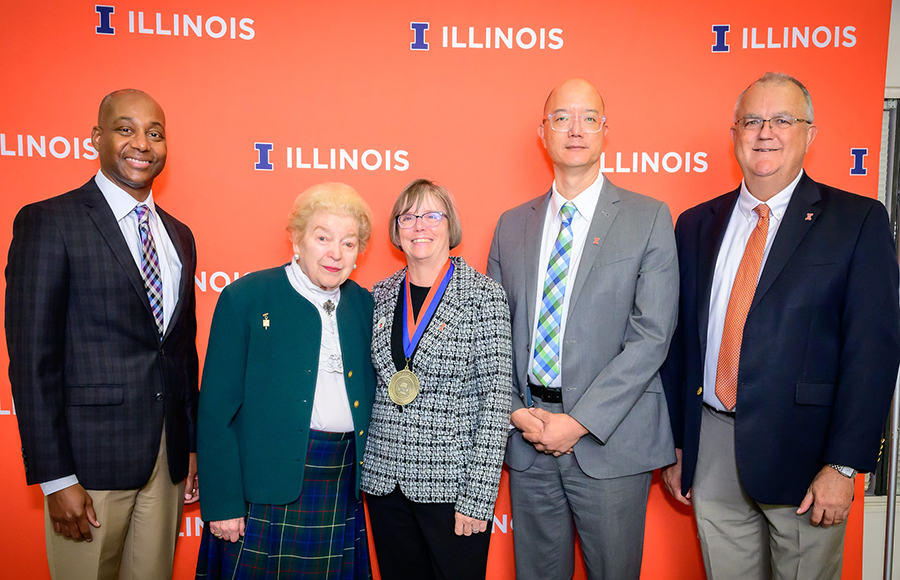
[{"left": 195, "top": 182, "right": 376, "bottom": 580}]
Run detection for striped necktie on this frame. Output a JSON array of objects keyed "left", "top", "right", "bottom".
[
  {"left": 533, "top": 202, "right": 576, "bottom": 386},
  {"left": 135, "top": 204, "right": 164, "bottom": 337}
]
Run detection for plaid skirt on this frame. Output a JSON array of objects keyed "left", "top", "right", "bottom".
[{"left": 196, "top": 430, "right": 371, "bottom": 580}]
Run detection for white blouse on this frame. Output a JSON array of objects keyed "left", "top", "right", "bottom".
[{"left": 285, "top": 261, "right": 355, "bottom": 432}]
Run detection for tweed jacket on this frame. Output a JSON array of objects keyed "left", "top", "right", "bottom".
[
  {"left": 360, "top": 257, "right": 512, "bottom": 522},
  {"left": 197, "top": 266, "right": 376, "bottom": 522}
]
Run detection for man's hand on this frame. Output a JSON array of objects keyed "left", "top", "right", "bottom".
[
  {"left": 511, "top": 408, "right": 545, "bottom": 434},
  {"left": 661, "top": 448, "right": 691, "bottom": 505},
  {"left": 454, "top": 512, "right": 488, "bottom": 536},
  {"left": 522, "top": 408, "right": 587, "bottom": 456},
  {"left": 47, "top": 484, "right": 100, "bottom": 541},
  {"left": 209, "top": 518, "right": 246, "bottom": 543},
  {"left": 797, "top": 466, "right": 855, "bottom": 527},
  {"left": 184, "top": 452, "right": 199, "bottom": 504}
]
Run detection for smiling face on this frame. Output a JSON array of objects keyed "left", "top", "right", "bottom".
[
  {"left": 539, "top": 78, "right": 607, "bottom": 175},
  {"left": 91, "top": 90, "right": 167, "bottom": 202},
  {"left": 731, "top": 81, "right": 817, "bottom": 200},
  {"left": 398, "top": 194, "right": 451, "bottom": 268},
  {"left": 293, "top": 212, "right": 360, "bottom": 291}
]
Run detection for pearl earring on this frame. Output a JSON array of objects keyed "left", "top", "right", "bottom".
[
  {"left": 352, "top": 264, "right": 357, "bottom": 270},
  {"left": 293, "top": 253, "right": 300, "bottom": 262}
]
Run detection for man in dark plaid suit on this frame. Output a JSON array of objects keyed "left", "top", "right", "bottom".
[{"left": 6, "top": 89, "right": 199, "bottom": 580}]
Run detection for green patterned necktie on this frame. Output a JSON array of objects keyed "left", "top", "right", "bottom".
[{"left": 533, "top": 202, "right": 576, "bottom": 386}]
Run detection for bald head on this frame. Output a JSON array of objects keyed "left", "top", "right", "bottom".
[
  {"left": 97, "top": 89, "right": 164, "bottom": 126},
  {"left": 543, "top": 78, "right": 605, "bottom": 117}
]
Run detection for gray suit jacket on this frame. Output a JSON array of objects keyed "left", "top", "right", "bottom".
[{"left": 487, "top": 178, "right": 678, "bottom": 478}]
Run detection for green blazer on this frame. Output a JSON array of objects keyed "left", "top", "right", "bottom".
[{"left": 197, "top": 266, "right": 375, "bottom": 522}]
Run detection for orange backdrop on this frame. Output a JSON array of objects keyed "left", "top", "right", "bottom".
[{"left": 0, "top": 1, "right": 890, "bottom": 578}]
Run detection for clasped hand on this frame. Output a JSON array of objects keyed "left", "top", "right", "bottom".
[{"left": 512, "top": 408, "right": 587, "bottom": 456}]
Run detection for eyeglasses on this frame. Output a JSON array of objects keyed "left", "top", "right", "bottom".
[
  {"left": 545, "top": 113, "right": 606, "bottom": 133},
  {"left": 396, "top": 211, "right": 446, "bottom": 229},
  {"left": 735, "top": 115, "right": 811, "bottom": 133}
]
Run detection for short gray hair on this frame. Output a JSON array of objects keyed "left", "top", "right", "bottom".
[{"left": 734, "top": 72, "right": 814, "bottom": 122}]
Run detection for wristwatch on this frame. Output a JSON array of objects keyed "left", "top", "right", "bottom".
[{"left": 828, "top": 464, "right": 858, "bottom": 478}]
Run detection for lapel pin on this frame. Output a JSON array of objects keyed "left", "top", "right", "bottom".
[
  {"left": 593, "top": 237, "right": 600, "bottom": 245},
  {"left": 805, "top": 213, "right": 813, "bottom": 221},
  {"left": 263, "top": 313, "right": 270, "bottom": 330},
  {"left": 440, "top": 323, "right": 446, "bottom": 331},
  {"left": 377, "top": 316, "right": 386, "bottom": 330}
]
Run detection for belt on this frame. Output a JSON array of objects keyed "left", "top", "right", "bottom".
[
  {"left": 703, "top": 403, "right": 735, "bottom": 417},
  {"left": 528, "top": 382, "right": 562, "bottom": 404}
]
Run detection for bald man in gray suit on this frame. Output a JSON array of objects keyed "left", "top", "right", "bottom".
[{"left": 487, "top": 78, "right": 679, "bottom": 580}]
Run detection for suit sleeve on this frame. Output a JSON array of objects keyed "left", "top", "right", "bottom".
[
  {"left": 5, "top": 204, "right": 75, "bottom": 485},
  {"left": 197, "top": 285, "right": 249, "bottom": 522},
  {"left": 569, "top": 202, "right": 680, "bottom": 443},
  {"left": 487, "top": 214, "right": 526, "bottom": 414},
  {"left": 183, "top": 231, "right": 200, "bottom": 453},
  {"left": 455, "top": 281, "right": 512, "bottom": 522},
  {"left": 824, "top": 202, "right": 900, "bottom": 471},
  {"left": 661, "top": 216, "right": 687, "bottom": 449}
]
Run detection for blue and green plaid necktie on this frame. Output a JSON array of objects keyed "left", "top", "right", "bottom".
[{"left": 533, "top": 202, "right": 576, "bottom": 386}]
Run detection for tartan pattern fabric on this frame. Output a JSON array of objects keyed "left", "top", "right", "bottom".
[
  {"left": 532, "top": 202, "right": 576, "bottom": 386},
  {"left": 715, "top": 203, "right": 770, "bottom": 410},
  {"left": 135, "top": 204, "right": 164, "bottom": 336},
  {"left": 196, "top": 431, "right": 370, "bottom": 580}
]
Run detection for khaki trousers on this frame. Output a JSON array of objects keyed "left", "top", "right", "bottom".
[
  {"left": 45, "top": 428, "right": 185, "bottom": 580},
  {"left": 692, "top": 405, "right": 846, "bottom": 580}
]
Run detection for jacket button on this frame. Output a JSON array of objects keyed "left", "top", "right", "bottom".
[
  {"left": 354, "top": 400, "right": 359, "bottom": 408},
  {"left": 696, "top": 387, "right": 702, "bottom": 395},
  {"left": 156, "top": 393, "right": 164, "bottom": 401},
  {"left": 348, "top": 370, "right": 353, "bottom": 378},
  {"left": 358, "top": 430, "right": 364, "bottom": 436},
  {"left": 359, "top": 460, "right": 364, "bottom": 465}
]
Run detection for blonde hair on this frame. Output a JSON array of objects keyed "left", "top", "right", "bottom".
[{"left": 287, "top": 182, "right": 373, "bottom": 251}]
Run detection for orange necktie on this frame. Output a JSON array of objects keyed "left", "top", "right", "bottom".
[{"left": 715, "top": 203, "right": 770, "bottom": 410}]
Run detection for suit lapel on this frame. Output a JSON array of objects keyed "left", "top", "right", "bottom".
[
  {"left": 81, "top": 182, "right": 155, "bottom": 319},
  {"left": 372, "top": 270, "right": 404, "bottom": 379},
  {"left": 567, "top": 179, "right": 620, "bottom": 315},
  {"left": 157, "top": 208, "right": 192, "bottom": 340},
  {"left": 750, "top": 174, "right": 821, "bottom": 312},
  {"left": 410, "top": 259, "right": 465, "bottom": 370},
  {"left": 697, "top": 190, "right": 739, "bottom": 347},
  {"left": 525, "top": 193, "right": 550, "bottom": 339}
]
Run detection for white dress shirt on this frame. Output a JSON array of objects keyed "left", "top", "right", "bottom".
[
  {"left": 703, "top": 170, "right": 804, "bottom": 411},
  {"left": 41, "top": 171, "right": 184, "bottom": 495},
  {"left": 528, "top": 173, "right": 604, "bottom": 388},
  {"left": 286, "top": 261, "right": 355, "bottom": 432}
]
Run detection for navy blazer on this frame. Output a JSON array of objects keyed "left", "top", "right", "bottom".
[
  {"left": 662, "top": 173, "right": 900, "bottom": 505},
  {"left": 6, "top": 178, "right": 199, "bottom": 490}
]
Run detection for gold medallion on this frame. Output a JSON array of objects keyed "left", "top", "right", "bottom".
[{"left": 388, "top": 368, "right": 420, "bottom": 405}]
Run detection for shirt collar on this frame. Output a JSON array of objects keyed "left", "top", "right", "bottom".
[
  {"left": 550, "top": 171, "right": 605, "bottom": 222},
  {"left": 94, "top": 170, "right": 157, "bottom": 222},
  {"left": 738, "top": 169, "right": 803, "bottom": 224}
]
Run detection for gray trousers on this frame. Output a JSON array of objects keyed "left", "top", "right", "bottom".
[
  {"left": 693, "top": 405, "right": 846, "bottom": 580},
  {"left": 508, "top": 401, "right": 652, "bottom": 580}
]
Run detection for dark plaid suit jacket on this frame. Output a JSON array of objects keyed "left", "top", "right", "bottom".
[{"left": 5, "top": 177, "right": 199, "bottom": 490}]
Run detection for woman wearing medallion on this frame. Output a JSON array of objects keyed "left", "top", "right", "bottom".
[
  {"left": 195, "top": 182, "right": 376, "bottom": 580},
  {"left": 361, "top": 178, "right": 512, "bottom": 580}
]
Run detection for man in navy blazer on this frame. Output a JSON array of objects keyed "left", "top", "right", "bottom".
[
  {"left": 661, "top": 72, "right": 900, "bottom": 579},
  {"left": 6, "top": 89, "right": 199, "bottom": 580}
]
